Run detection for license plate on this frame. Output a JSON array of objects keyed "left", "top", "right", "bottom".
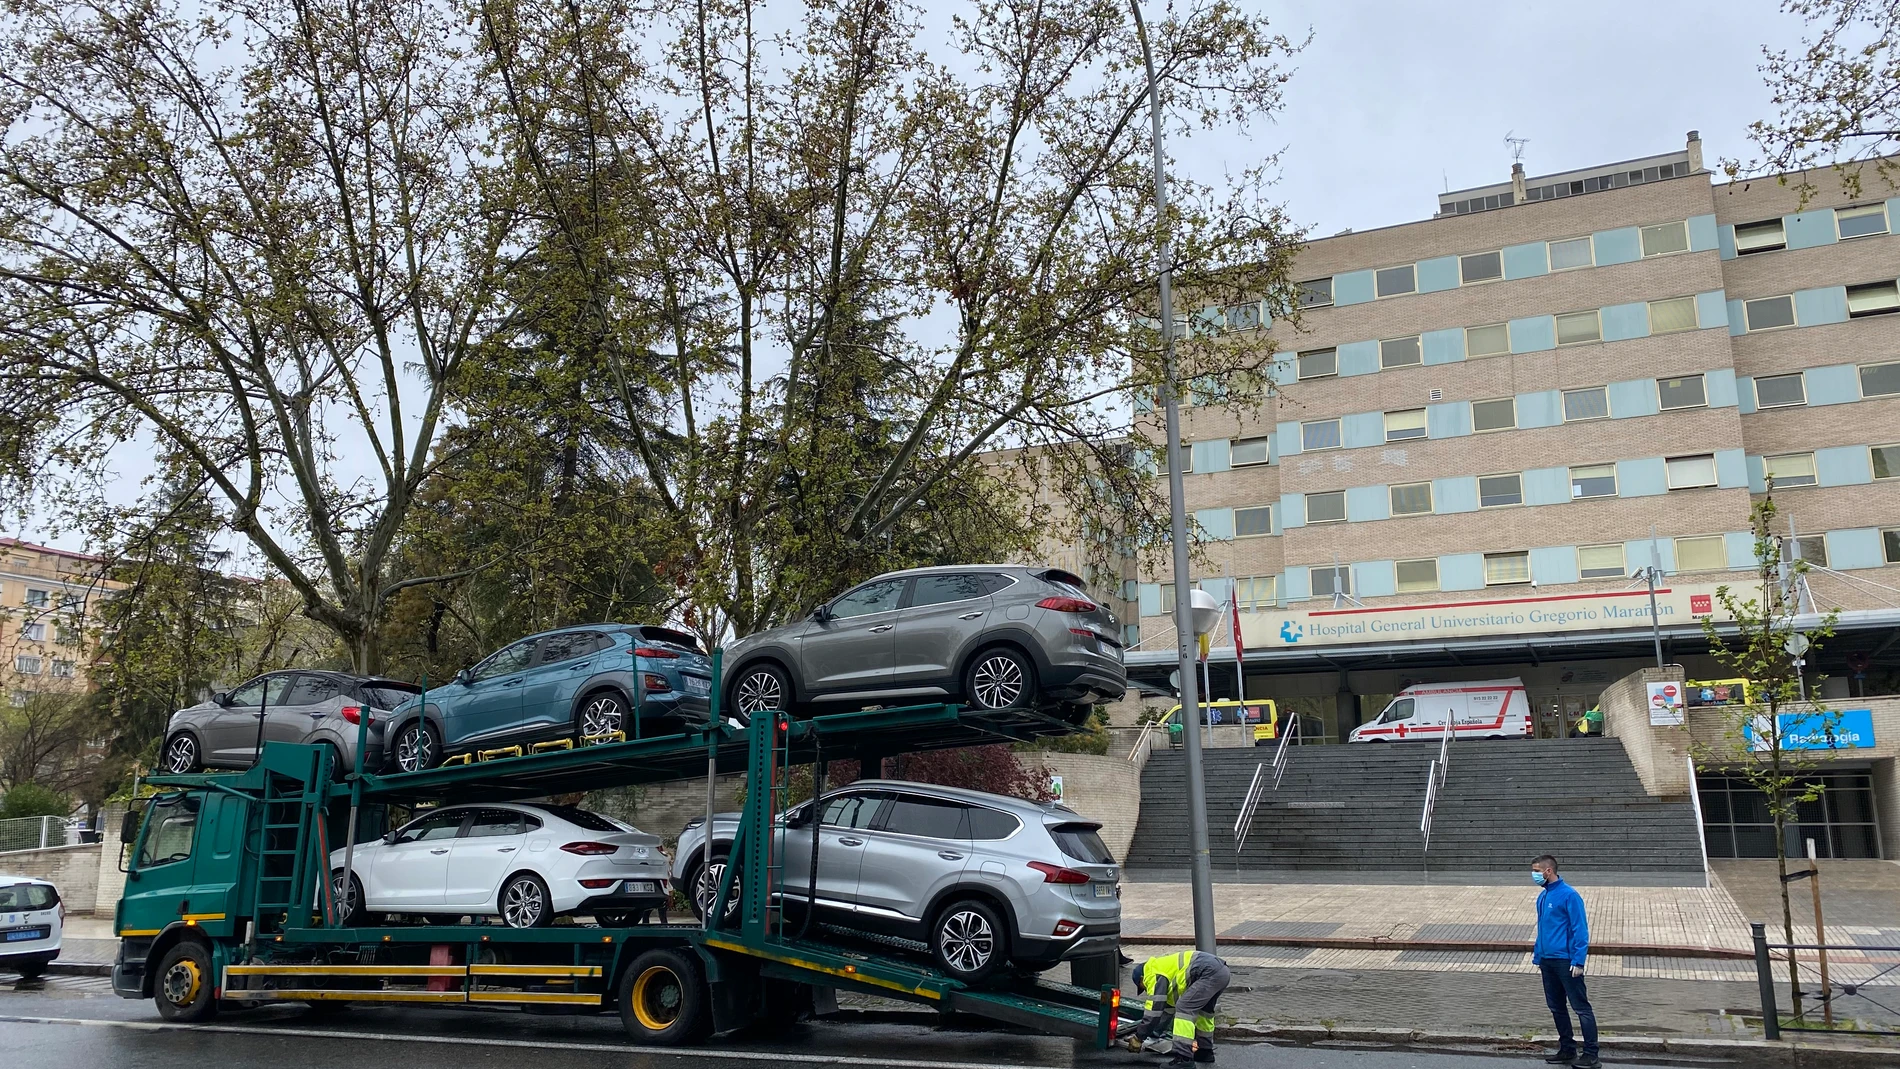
[
  {"left": 5, "top": 927, "right": 46, "bottom": 942},
  {"left": 1093, "top": 883, "right": 1117, "bottom": 899},
  {"left": 622, "top": 881, "right": 659, "bottom": 894},
  {"left": 682, "top": 675, "right": 711, "bottom": 696}
]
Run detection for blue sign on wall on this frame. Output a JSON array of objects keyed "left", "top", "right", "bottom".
[{"left": 1745, "top": 709, "right": 1877, "bottom": 751}]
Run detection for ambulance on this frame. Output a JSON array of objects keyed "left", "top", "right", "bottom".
[{"left": 1347, "top": 678, "right": 1533, "bottom": 742}]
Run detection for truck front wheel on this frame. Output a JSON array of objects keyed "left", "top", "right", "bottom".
[{"left": 154, "top": 941, "right": 219, "bottom": 1022}]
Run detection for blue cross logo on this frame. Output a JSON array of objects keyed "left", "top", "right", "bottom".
[{"left": 1280, "top": 620, "right": 1304, "bottom": 644}]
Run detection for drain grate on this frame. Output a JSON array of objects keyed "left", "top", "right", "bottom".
[
  {"left": 1220, "top": 920, "right": 1343, "bottom": 939},
  {"left": 1412, "top": 923, "right": 1535, "bottom": 942}
]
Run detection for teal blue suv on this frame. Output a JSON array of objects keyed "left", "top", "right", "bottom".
[{"left": 383, "top": 624, "right": 713, "bottom": 772}]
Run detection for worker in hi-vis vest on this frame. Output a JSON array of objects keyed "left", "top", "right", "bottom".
[{"left": 1127, "top": 950, "right": 1231, "bottom": 1065}]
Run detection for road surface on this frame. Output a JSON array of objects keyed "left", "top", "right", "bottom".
[{"left": 0, "top": 973, "right": 1683, "bottom": 1068}]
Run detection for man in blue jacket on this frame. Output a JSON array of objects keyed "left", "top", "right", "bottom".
[{"left": 1532, "top": 854, "right": 1598, "bottom": 1067}]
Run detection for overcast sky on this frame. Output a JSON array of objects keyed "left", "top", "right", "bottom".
[
  {"left": 13, "top": 0, "right": 1812, "bottom": 554},
  {"left": 1216, "top": 0, "right": 1802, "bottom": 237}
]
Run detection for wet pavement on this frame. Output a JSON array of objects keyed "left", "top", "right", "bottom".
[{"left": 0, "top": 976, "right": 1696, "bottom": 1069}]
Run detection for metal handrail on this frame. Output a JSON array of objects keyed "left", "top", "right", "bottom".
[
  {"left": 1233, "top": 763, "right": 1268, "bottom": 855},
  {"left": 1270, "top": 713, "right": 1299, "bottom": 789},
  {"left": 1435, "top": 711, "right": 1452, "bottom": 789},
  {"left": 1420, "top": 760, "right": 1439, "bottom": 852}
]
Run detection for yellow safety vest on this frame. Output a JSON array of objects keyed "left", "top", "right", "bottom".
[{"left": 1141, "top": 950, "right": 1193, "bottom": 1010}]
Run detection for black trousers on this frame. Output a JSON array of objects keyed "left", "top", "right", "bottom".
[{"left": 1539, "top": 961, "right": 1598, "bottom": 1057}]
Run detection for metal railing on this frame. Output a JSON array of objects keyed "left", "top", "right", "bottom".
[
  {"left": 1752, "top": 922, "right": 1900, "bottom": 1038},
  {"left": 1270, "top": 712, "right": 1300, "bottom": 789},
  {"left": 0, "top": 814, "right": 84, "bottom": 853},
  {"left": 1419, "top": 722, "right": 1452, "bottom": 854},
  {"left": 1233, "top": 763, "right": 1268, "bottom": 856}
]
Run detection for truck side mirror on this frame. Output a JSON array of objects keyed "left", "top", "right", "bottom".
[{"left": 120, "top": 808, "right": 140, "bottom": 844}]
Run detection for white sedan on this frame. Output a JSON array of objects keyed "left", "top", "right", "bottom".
[{"left": 329, "top": 803, "right": 668, "bottom": 928}]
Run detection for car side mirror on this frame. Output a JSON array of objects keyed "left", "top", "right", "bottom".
[
  {"left": 454, "top": 668, "right": 471, "bottom": 686},
  {"left": 785, "top": 807, "right": 811, "bottom": 829},
  {"left": 383, "top": 830, "right": 399, "bottom": 845},
  {"left": 810, "top": 605, "right": 831, "bottom": 622},
  {"left": 212, "top": 691, "right": 231, "bottom": 707}
]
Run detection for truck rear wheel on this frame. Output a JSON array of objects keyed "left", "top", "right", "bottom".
[
  {"left": 616, "top": 948, "right": 709, "bottom": 1045},
  {"left": 154, "top": 941, "right": 219, "bottom": 1022}
]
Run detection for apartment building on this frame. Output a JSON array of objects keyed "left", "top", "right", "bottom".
[
  {"left": 1121, "top": 134, "right": 1900, "bottom": 752},
  {"left": 1, "top": 537, "right": 112, "bottom": 705}
]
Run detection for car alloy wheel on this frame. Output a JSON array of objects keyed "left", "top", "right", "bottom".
[
  {"left": 733, "top": 668, "right": 785, "bottom": 715},
  {"left": 694, "top": 857, "right": 739, "bottom": 920},
  {"left": 581, "top": 693, "right": 624, "bottom": 737},
  {"left": 937, "top": 908, "right": 996, "bottom": 975},
  {"left": 501, "top": 875, "right": 548, "bottom": 928},
  {"left": 163, "top": 735, "right": 198, "bottom": 773},
  {"left": 394, "top": 722, "right": 437, "bottom": 772},
  {"left": 970, "top": 653, "right": 1026, "bottom": 709}
]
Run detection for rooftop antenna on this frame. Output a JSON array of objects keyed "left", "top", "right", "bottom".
[{"left": 1504, "top": 132, "right": 1530, "bottom": 164}]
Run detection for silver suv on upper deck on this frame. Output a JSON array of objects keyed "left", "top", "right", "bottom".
[{"left": 720, "top": 565, "right": 1125, "bottom": 724}]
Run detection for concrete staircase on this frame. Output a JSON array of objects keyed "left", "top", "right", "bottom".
[{"left": 1125, "top": 737, "right": 1706, "bottom": 875}]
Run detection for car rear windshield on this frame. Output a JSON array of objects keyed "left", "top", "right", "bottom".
[
  {"left": 364, "top": 684, "right": 420, "bottom": 709},
  {"left": 635, "top": 626, "right": 704, "bottom": 653},
  {"left": 530, "top": 804, "right": 626, "bottom": 832},
  {"left": 0, "top": 882, "right": 57, "bottom": 911},
  {"left": 1047, "top": 822, "right": 1114, "bottom": 864}
]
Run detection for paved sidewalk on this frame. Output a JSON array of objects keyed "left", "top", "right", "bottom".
[{"left": 1118, "top": 874, "right": 1753, "bottom": 952}]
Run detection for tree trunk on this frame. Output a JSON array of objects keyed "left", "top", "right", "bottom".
[{"left": 1773, "top": 739, "right": 1802, "bottom": 1018}]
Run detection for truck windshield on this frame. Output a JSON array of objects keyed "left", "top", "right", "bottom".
[{"left": 137, "top": 795, "right": 201, "bottom": 868}]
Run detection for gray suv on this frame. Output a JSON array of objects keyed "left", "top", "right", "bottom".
[
  {"left": 723, "top": 565, "right": 1124, "bottom": 724},
  {"left": 671, "top": 781, "right": 1121, "bottom": 981}
]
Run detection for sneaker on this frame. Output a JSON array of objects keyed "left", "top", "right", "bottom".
[
  {"left": 1571, "top": 1057, "right": 1600, "bottom": 1069},
  {"left": 1544, "top": 1052, "right": 1576, "bottom": 1065}
]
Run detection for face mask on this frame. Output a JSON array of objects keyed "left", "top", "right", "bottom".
[{"left": 1531, "top": 870, "right": 1547, "bottom": 886}]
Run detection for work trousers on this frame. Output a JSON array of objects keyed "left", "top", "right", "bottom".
[
  {"left": 1166, "top": 957, "right": 1231, "bottom": 1058},
  {"left": 1539, "top": 962, "right": 1598, "bottom": 1058}
]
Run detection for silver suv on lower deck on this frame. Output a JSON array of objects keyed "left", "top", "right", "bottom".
[{"left": 671, "top": 780, "right": 1120, "bottom": 981}]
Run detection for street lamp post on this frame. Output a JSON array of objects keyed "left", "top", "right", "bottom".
[{"left": 1129, "top": 0, "right": 1218, "bottom": 954}]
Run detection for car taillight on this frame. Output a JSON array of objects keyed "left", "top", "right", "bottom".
[
  {"left": 642, "top": 673, "right": 671, "bottom": 692},
  {"left": 561, "top": 842, "right": 618, "bottom": 855},
  {"left": 578, "top": 878, "right": 618, "bottom": 889},
  {"left": 633, "top": 646, "right": 681, "bottom": 659},
  {"left": 1037, "top": 596, "right": 1097, "bottom": 613},
  {"left": 1028, "top": 861, "right": 1091, "bottom": 884},
  {"left": 339, "top": 706, "right": 367, "bottom": 725},
  {"left": 1052, "top": 919, "right": 1080, "bottom": 937}
]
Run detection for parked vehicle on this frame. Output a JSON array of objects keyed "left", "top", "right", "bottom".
[
  {"left": 381, "top": 624, "right": 713, "bottom": 772},
  {"left": 671, "top": 780, "right": 1121, "bottom": 982},
  {"left": 0, "top": 874, "right": 62, "bottom": 979},
  {"left": 161, "top": 671, "right": 421, "bottom": 774},
  {"left": 328, "top": 803, "right": 668, "bottom": 928},
  {"left": 1348, "top": 678, "right": 1532, "bottom": 742},
  {"left": 722, "top": 565, "right": 1125, "bottom": 725},
  {"left": 1158, "top": 700, "right": 1280, "bottom": 745}
]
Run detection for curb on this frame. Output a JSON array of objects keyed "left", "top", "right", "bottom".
[
  {"left": 45, "top": 962, "right": 111, "bottom": 978},
  {"left": 1119, "top": 932, "right": 1755, "bottom": 961},
  {"left": 1225, "top": 1023, "right": 1900, "bottom": 1068}
]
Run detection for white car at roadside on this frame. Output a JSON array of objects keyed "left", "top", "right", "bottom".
[
  {"left": 0, "top": 875, "right": 63, "bottom": 979},
  {"left": 328, "top": 803, "right": 668, "bottom": 928}
]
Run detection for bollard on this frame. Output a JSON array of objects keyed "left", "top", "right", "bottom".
[{"left": 1752, "top": 922, "right": 1780, "bottom": 1040}]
